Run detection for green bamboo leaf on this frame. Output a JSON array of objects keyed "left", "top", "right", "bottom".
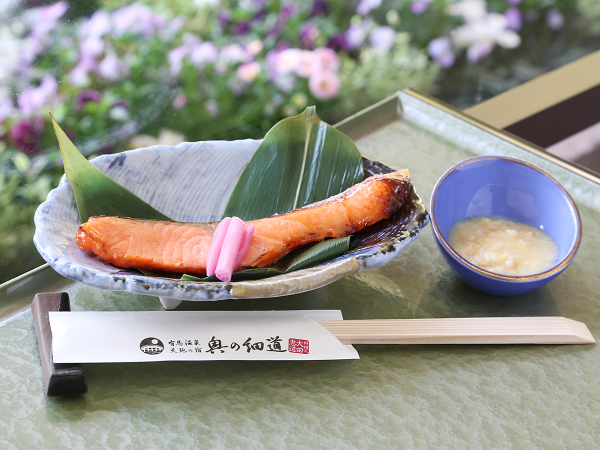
[
  {"left": 283, "top": 237, "right": 351, "bottom": 273},
  {"left": 215, "top": 106, "right": 364, "bottom": 280},
  {"left": 180, "top": 237, "right": 350, "bottom": 282},
  {"left": 50, "top": 113, "right": 171, "bottom": 223},
  {"left": 223, "top": 106, "right": 364, "bottom": 220},
  {"left": 181, "top": 268, "right": 284, "bottom": 282}
]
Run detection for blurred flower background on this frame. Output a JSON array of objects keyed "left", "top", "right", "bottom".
[{"left": 1, "top": 0, "right": 599, "bottom": 283}]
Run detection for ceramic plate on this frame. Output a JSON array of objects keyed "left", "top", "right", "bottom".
[{"left": 33, "top": 140, "right": 429, "bottom": 302}]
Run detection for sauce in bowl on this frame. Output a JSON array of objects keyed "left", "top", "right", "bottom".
[{"left": 449, "top": 217, "right": 558, "bottom": 276}]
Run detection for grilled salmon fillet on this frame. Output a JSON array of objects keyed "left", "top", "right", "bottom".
[{"left": 77, "top": 169, "right": 411, "bottom": 275}]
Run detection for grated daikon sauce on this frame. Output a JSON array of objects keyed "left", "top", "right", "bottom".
[{"left": 448, "top": 217, "right": 558, "bottom": 276}]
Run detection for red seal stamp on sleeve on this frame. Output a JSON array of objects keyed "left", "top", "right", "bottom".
[{"left": 288, "top": 338, "right": 309, "bottom": 354}]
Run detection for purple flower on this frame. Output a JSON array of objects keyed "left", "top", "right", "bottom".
[
  {"left": 219, "top": 10, "right": 231, "bottom": 28},
  {"left": 69, "top": 56, "right": 96, "bottom": 86},
  {"left": 81, "top": 10, "right": 112, "bottom": 38},
  {"left": 18, "top": 2, "right": 67, "bottom": 72},
  {"left": 524, "top": 10, "right": 539, "bottom": 23},
  {"left": 0, "top": 98, "right": 14, "bottom": 122},
  {"left": 436, "top": 52, "right": 456, "bottom": 68},
  {"left": 31, "top": 1, "right": 68, "bottom": 38},
  {"left": 253, "top": 7, "right": 267, "bottom": 22},
  {"left": 410, "top": 0, "right": 432, "bottom": 15},
  {"left": 267, "top": 4, "right": 297, "bottom": 38},
  {"left": 80, "top": 36, "right": 105, "bottom": 59},
  {"left": 467, "top": 41, "right": 493, "bottom": 64},
  {"left": 265, "top": 48, "right": 283, "bottom": 79},
  {"left": 326, "top": 33, "right": 349, "bottom": 52},
  {"left": 299, "top": 24, "right": 320, "bottom": 49},
  {"left": 17, "top": 75, "right": 58, "bottom": 115},
  {"left": 111, "top": 100, "right": 130, "bottom": 110},
  {"left": 219, "top": 44, "right": 249, "bottom": 65},
  {"left": 190, "top": 42, "right": 219, "bottom": 68},
  {"left": 233, "top": 21, "right": 251, "bottom": 36},
  {"left": 356, "top": 0, "right": 382, "bottom": 16},
  {"left": 75, "top": 90, "right": 102, "bottom": 110},
  {"left": 369, "top": 26, "right": 396, "bottom": 51},
  {"left": 309, "top": 0, "right": 329, "bottom": 17},
  {"left": 274, "top": 41, "right": 291, "bottom": 52},
  {"left": 345, "top": 24, "right": 367, "bottom": 50},
  {"left": 546, "top": 9, "right": 564, "bottom": 30},
  {"left": 507, "top": 0, "right": 523, "bottom": 5},
  {"left": 111, "top": 5, "right": 165, "bottom": 37},
  {"left": 504, "top": 7, "right": 522, "bottom": 32},
  {"left": 10, "top": 117, "right": 44, "bottom": 155},
  {"left": 168, "top": 46, "right": 189, "bottom": 76},
  {"left": 280, "top": 4, "right": 297, "bottom": 18},
  {"left": 427, "top": 36, "right": 455, "bottom": 68},
  {"left": 98, "top": 50, "right": 129, "bottom": 81}
]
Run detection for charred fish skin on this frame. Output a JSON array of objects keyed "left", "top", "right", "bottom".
[{"left": 76, "top": 170, "right": 411, "bottom": 275}]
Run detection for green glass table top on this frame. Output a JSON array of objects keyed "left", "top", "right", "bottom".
[{"left": 2, "top": 91, "right": 600, "bottom": 448}]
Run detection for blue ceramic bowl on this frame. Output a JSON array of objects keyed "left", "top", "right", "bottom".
[{"left": 430, "top": 156, "right": 581, "bottom": 296}]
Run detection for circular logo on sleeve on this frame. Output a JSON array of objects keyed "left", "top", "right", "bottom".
[{"left": 140, "top": 337, "right": 164, "bottom": 355}]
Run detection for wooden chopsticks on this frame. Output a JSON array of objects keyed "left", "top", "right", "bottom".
[{"left": 318, "top": 317, "right": 595, "bottom": 345}]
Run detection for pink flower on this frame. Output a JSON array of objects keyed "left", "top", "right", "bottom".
[
  {"left": 236, "top": 61, "right": 261, "bottom": 82},
  {"left": 205, "top": 99, "right": 219, "bottom": 117},
  {"left": 312, "top": 47, "right": 340, "bottom": 73},
  {"left": 275, "top": 48, "right": 302, "bottom": 74},
  {"left": 296, "top": 50, "right": 315, "bottom": 78},
  {"left": 245, "top": 40, "right": 264, "bottom": 57},
  {"left": 172, "top": 94, "right": 187, "bottom": 109},
  {"left": 308, "top": 71, "right": 340, "bottom": 100}
]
